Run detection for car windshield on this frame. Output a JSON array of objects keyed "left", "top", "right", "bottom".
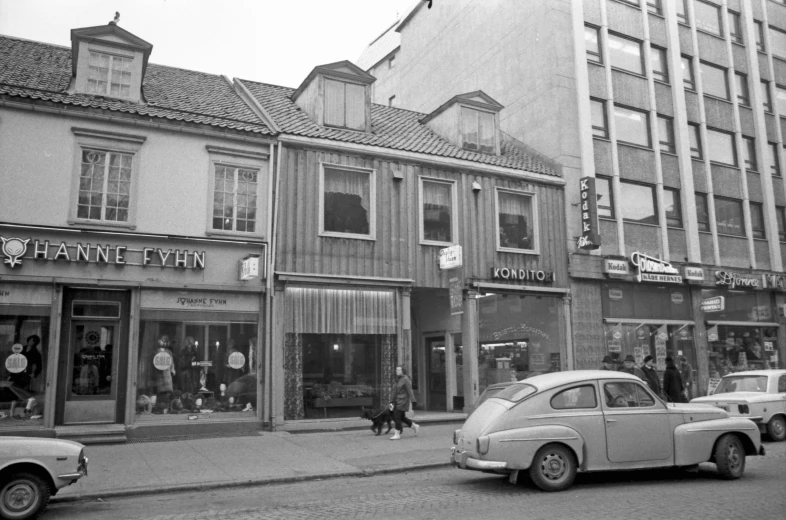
[
  {"left": 714, "top": 376, "right": 768, "bottom": 394},
  {"left": 475, "top": 385, "right": 511, "bottom": 407},
  {"left": 494, "top": 383, "right": 537, "bottom": 402}
]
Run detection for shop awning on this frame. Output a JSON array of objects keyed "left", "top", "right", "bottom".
[
  {"left": 705, "top": 320, "right": 780, "bottom": 327},
  {"left": 602, "top": 318, "right": 694, "bottom": 325}
]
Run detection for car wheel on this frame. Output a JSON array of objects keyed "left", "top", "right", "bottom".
[
  {"left": 714, "top": 434, "right": 746, "bottom": 480},
  {"left": 766, "top": 416, "right": 786, "bottom": 442},
  {"left": 529, "top": 444, "right": 577, "bottom": 492},
  {"left": 0, "top": 472, "right": 50, "bottom": 520}
]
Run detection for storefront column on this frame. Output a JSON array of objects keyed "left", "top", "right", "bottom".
[
  {"left": 271, "top": 283, "right": 286, "bottom": 427},
  {"left": 563, "top": 295, "right": 574, "bottom": 371},
  {"left": 124, "top": 288, "right": 140, "bottom": 426},
  {"left": 43, "top": 285, "right": 62, "bottom": 430},
  {"left": 444, "top": 332, "right": 456, "bottom": 412},
  {"left": 400, "top": 288, "right": 412, "bottom": 378},
  {"left": 461, "top": 290, "right": 479, "bottom": 413},
  {"left": 691, "top": 286, "right": 709, "bottom": 397}
]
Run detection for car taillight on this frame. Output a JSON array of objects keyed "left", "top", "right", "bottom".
[
  {"left": 738, "top": 404, "right": 750, "bottom": 414},
  {"left": 477, "top": 435, "right": 490, "bottom": 455},
  {"left": 453, "top": 429, "right": 460, "bottom": 445}
]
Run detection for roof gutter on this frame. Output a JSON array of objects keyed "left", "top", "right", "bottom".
[{"left": 277, "top": 134, "right": 565, "bottom": 186}]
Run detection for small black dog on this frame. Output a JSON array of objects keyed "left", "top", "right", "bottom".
[{"left": 361, "top": 405, "right": 394, "bottom": 436}]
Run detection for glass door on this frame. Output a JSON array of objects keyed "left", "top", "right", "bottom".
[
  {"left": 64, "top": 320, "right": 119, "bottom": 423},
  {"left": 425, "top": 336, "right": 446, "bottom": 410}
]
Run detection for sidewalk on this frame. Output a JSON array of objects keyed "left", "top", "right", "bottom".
[{"left": 53, "top": 420, "right": 462, "bottom": 502}]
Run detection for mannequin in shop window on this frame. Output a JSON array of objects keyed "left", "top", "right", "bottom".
[
  {"left": 153, "top": 335, "right": 175, "bottom": 409},
  {"left": 224, "top": 338, "right": 245, "bottom": 384},
  {"left": 9, "top": 335, "right": 43, "bottom": 390},
  {"left": 179, "top": 336, "right": 199, "bottom": 393}
]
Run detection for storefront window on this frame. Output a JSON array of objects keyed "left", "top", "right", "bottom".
[
  {"left": 477, "top": 293, "right": 563, "bottom": 394},
  {"left": 136, "top": 290, "right": 260, "bottom": 420},
  {"left": 0, "top": 284, "right": 51, "bottom": 427},
  {"left": 283, "top": 287, "right": 397, "bottom": 420}
]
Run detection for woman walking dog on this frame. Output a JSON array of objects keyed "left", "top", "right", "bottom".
[{"left": 390, "top": 365, "right": 420, "bottom": 440}]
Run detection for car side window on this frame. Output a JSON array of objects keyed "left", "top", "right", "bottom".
[
  {"left": 635, "top": 384, "right": 656, "bottom": 407},
  {"left": 604, "top": 382, "right": 639, "bottom": 408},
  {"left": 551, "top": 385, "right": 597, "bottom": 409},
  {"left": 778, "top": 375, "right": 786, "bottom": 393}
]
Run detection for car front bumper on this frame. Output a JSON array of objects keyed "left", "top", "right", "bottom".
[
  {"left": 451, "top": 447, "right": 508, "bottom": 471},
  {"left": 58, "top": 455, "right": 88, "bottom": 485}
]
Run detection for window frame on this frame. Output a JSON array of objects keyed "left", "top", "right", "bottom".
[
  {"left": 688, "top": 123, "right": 703, "bottom": 159},
  {"left": 696, "top": 192, "right": 711, "bottom": 232},
  {"left": 460, "top": 105, "right": 497, "bottom": 154},
  {"left": 613, "top": 104, "right": 651, "bottom": 148},
  {"left": 769, "top": 25, "right": 786, "bottom": 59},
  {"left": 776, "top": 84, "right": 786, "bottom": 115},
  {"left": 676, "top": 0, "right": 688, "bottom": 25},
  {"left": 590, "top": 98, "right": 609, "bottom": 139},
  {"left": 419, "top": 176, "right": 458, "bottom": 246},
  {"left": 729, "top": 10, "right": 743, "bottom": 44},
  {"left": 608, "top": 32, "right": 644, "bottom": 76},
  {"left": 756, "top": 21, "right": 766, "bottom": 52},
  {"left": 743, "top": 136, "right": 757, "bottom": 172},
  {"left": 319, "top": 162, "right": 377, "bottom": 240},
  {"left": 694, "top": 0, "right": 723, "bottom": 37},
  {"left": 618, "top": 180, "right": 659, "bottom": 226},
  {"left": 323, "top": 78, "right": 367, "bottom": 131},
  {"left": 585, "top": 24, "right": 603, "bottom": 64},
  {"left": 664, "top": 188, "right": 683, "bottom": 228},
  {"left": 647, "top": 0, "right": 662, "bottom": 16},
  {"left": 68, "top": 127, "right": 145, "bottom": 230},
  {"left": 706, "top": 128, "right": 738, "bottom": 166},
  {"left": 206, "top": 145, "right": 269, "bottom": 238},
  {"left": 769, "top": 142, "right": 781, "bottom": 177},
  {"left": 85, "top": 50, "right": 133, "bottom": 99},
  {"left": 700, "top": 61, "right": 730, "bottom": 100},
  {"left": 657, "top": 115, "right": 676, "bottom": 154},
  {"left": 596, "top": 175, "right": 615, "bottom": 220},
  {"left": 494, "top": 187, "right": 540, "bottom": 255},
  {"left": 551, "top": 385, "right": 598, "bottom": 410},
  {"left": 714, "top": 196, "right": 746, "bottom": 237},
  {"left": 682, "top": 56, "right": 696, "bottom": 91},
  {"left": 735, "top": 72, "right": 750, "bottom": 106},
  {"left": 750, "top": 202, "right": 766, "bottom": 239},
  {"left": 776, "top": 206, "right": 786, "bottom": 242},
  {"left": 650, "top": 45, "right": 669, "bottom": 83},
  {"left": 762, "top": 80, "right": 774, "bottom": 112}
]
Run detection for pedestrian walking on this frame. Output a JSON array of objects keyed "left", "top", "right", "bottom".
[
  {"left": 617, "top": 354, "right": 646, "bottom": 380},
  {"left": 600, "top": 355, "right": 614, "bottom": 370},
  {"left": 640, "top": 355, "right": 662, "bottom": 398},
  {"left": 663, "top": 356, "right": 685, "bottom": 403},
  {"left": 390, "top": 365, "right": 420, "bottom": 440},
  {"left": 679, "top": 355, "right": 694, "bottom": 400}
]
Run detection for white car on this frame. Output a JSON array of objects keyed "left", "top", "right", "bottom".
[
  {"left": 0, "top": 437, "right": 87, "bottom": 519},
  {"left": 691, "top": 369, "right": 786, "bottom": 442}
]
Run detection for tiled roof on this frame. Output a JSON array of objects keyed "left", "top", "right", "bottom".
[
  {"left": 356, "top": 21, "right": 400, "bottom": 71},
  {"left": 241, "top": 81, "right": 560, "bottom": 177},
  {"left": 0, "top": 35, "right": 273, "bottom": 135}
]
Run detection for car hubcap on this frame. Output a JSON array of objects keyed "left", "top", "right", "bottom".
[
  {"left": 727, "top": 444, "right": 741, "bottom": 469},
  {"left": 541, "top": 452, "right": 566, "bottom": 481},
  {"left": 4, "top": 482, "right": 35, "bottom": 512},
  {"left": 774, "top": 421, "right": 785, "bottom": 437}
]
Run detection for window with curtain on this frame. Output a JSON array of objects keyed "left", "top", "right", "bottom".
[
  {"left": 650, "top": 46, "right": 668, "bottom": 83},
  {"left": 619, "top": 182, "right": 657, "bottom": 225},
  {"left": 421, "top": 179, "right": 454, "bottom": 243},
  {"left": 750, "top": 203, "right": 766, "bottom": 239},
  {"left": 695, "top": 0, "right": 722, "bottom": 36},
  {"left": 729, "top": 11, "right": 743, "bottom": 44},
  {"left": 696, "top": 193, "right": 710, "bottom": 232},
  {"left": 212, "top": 165, "right": 259, "bottom": 232},
  {"left": 761, "top": 81, "right": 773, "bottom": 112},
  {"left": 743, "top": 137, "right": 757, "bottom": 171},
  {"left": 736, "top": 73, "right": 749, "bottom": 106},
  {"left": 664, "top": 189, "right": 682, "bottom": 228},
  {"left": 768, "top": 143, "right": 780, "bottom": 176},
  {"left": 322, "top": 166, "right": 372, "bottom": 236},
  {"left": 324, "top": 78, "right": 365, "bottom": 130},
  {"left": 689, "top": 123, "right": 702, "bottom": 159},
  {"left": 706, "top": 128, "right": 737, "bottom": 166},
  {"left": 658, "top": 116, "right": 675, "bottom": 153},
  {"left": 596, "top": 176, "right": 614, "bottom": 218},
  {"left": 682, "top": 56, "right": 695, "bottom": 90},
  {"left": 756, "top": 21, "right": 765, "bottom": 51},
  {"left": 496, "top": 189, "right": 535, "bottom": 251},
  {"left": 715, "top": 197, "right": 745, "bottom": 236},
  {"left": 591, "top": 98, "right": 608, "bottom": 138},
  {"left": 614, "top": 105, "right": 649, "bottom": 148},
  {"left": 461, "top": 107, "right": 495, "bottom": 153},
  {"left": 608, "top": 33, "right": 643, "bottom": 75},
  {"left": 78, "top": 149, "right": 132, "bottom": 222}
]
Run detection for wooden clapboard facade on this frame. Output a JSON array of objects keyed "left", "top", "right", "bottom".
[{"left": 238, "top": 63, "right": 567, "bottom": 425}]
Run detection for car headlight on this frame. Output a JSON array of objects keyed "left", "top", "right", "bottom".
[
  {"left": 738, "top": 404, "right": 750, "bottom": 414},
  {"left": 453, "top": 429, "right": 461, "bottom": 445},
  {"left": 477, "top": 435, "right": 490, "bottom": 455}
]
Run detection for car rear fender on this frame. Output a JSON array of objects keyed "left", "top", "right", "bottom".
[
  {"left": 0, "top": 460, "right": 58, "bottom": 494},
  {"left": 674, "top": 417, "right": 761, "bottom": 466},
  {"left": 485, "top": 425, "right": 584, "bottom": 471}
]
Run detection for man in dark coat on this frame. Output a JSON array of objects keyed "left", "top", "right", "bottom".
[
  {"left": 662, "top": 356, "right": 685, "bottom": 403},
  {"left": 600, "top": 355, "right": 614, "bottom": 370},
  {"left": 640, "top": 355, "right": 662, "bottom": 398},
  {"left": 617, "top": 354, "right": 645, "bottom": 380}
]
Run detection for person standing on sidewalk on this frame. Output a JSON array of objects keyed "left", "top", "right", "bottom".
[
  {"left": 640, "top": 355, "right": 663, "bottom": 399},
  {"left": 679, "top": 356, "right": 695, "bottom": 400},
  {"left": 663, "top": 356, "right": 685, "bottom": 403},
  {"left": 390, "top": 365, "right": 420, "bottom": 440}
]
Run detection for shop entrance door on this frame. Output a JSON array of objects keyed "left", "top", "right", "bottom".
[
  {"left": 57, "top": 289, "right": 129, "bottom": 424},
  {"left": 425, "top": 336, "right": 446, "bottom": 410}
]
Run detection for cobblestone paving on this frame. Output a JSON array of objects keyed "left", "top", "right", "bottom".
[{"left": 47, "top": 441, "right": 786, "bottom": 520}]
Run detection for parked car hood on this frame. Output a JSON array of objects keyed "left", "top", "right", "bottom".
[
  {"left": 0, "top": 436, "right": 84, "bottom": 458},
  {"left": 666, "top": 402, "right": 730, "bottom": 419},
  {"left": 692, "top": 392, "right": 770, "bottom": 403}
]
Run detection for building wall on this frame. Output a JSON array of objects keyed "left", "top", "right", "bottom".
[
  {"left": 275, "top": 144, "right": 569, "bottom": 289},
  {"left": 368, "top": 49, "right": 400, "bottom": 107}
]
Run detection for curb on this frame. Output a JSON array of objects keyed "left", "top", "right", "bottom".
[{"left": 50, "top": 462, "right": 453, "bottom": 504}]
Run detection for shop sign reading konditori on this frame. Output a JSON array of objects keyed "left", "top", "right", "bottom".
[
  {"left": 629, "top": 252, "right": 682, "bottom": 283},
  {"left": 1, "top": 235, "right": 206, "bottom": 269}
]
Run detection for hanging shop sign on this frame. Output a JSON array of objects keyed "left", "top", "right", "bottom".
[
  {"left": 491, "top": 267, "right": 555, "bottom": 283},
  {"left": 629, "top": 252, "right": 682, "bottom": 283},
  {"left": 683, "top": 266, "right": 705, "bottom": 282},
  {"left": 576, "top": 177, "right": 601, "bottom": 250},
  {"left": 714, "top": 270, "right": 760, "bottom": 290},
  {"left": 763, "top": 273, "right": 786, "bottom": 291},
  {"left": 5, "top": 344, "right": 27, "bottom": 374},
  {"left": 0, "top": 235, "right": 208, "bottom": 270},
  {"left": 239, "top": 254, "right": 262, "bottom": 281},
  {"left": 449, "top": 274, "right": 464, "bottom": 316},
  {"left": 603, "top": 258, "right": 629, "bottom": 277},
  {"left": 439, "top": 245, "right": 463, "bottom": 270},
  {"left": 700, "top": 296, "right": 725, "bottom": 312}
]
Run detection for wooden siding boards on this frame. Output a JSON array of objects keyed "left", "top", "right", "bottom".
[{"left": 275, "top": 145, "right": 568, "bottom": 289}]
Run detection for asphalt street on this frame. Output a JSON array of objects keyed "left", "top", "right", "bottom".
[{"left": 45, "top": 440, "right": 786, "bottom": 520}]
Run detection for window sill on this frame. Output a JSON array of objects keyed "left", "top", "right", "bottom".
[
  {"left": 653, "top": 79, "right": 670, "bottom": 87},
  {"left": 608, "top": 0, "right": 640, "bottom": 10},
  {"left": 659, "top": 150, "right": 678, "bottom": 158},
  {"left": 610, "top": 67, "right": 647, "bottom": 81},
  {"left": 666, "top": 225, "right": 684, "bottom": 230},
  {"left": 622, "top": 221, "right": 660, "bottom": 228},
  {"left": 319, "top": 232, "right": 376, "bottom": 241},
  {"left": 205, "top": 229, "right": 266, "bottom": 240},
  {"left": 599, "top": 217, "right": 617, "bottom": 222},
  {"left": 703, "top": 94, "right": 733, "bottom": 105},
  {"left": 616, "top": 141, "right": 654, "bottom": 153},
  {"left": 709, "top": 161, "right": 740, "bottom": 170},
  {"left": 684, "top": 88, "right": 698, "bottom": 94},
  {"left": 695, "top": 29, "right": 724, "bottom": 41},
  {"left": 731, "top": 41, "right": 745, "bottom": 48},
  {"left": 592, "top": 136, "right": 611, "bottom": 143},
  {"left": 752, "top": 237, "right": 768, "bottom": 242},
  {"left": 68, "top": 219, "right": 136, "bottom": 231},
  {"left": 677, "top": 22, "right": 691, "bottom": 29},
  {"left": 587, "top": 58, "right": 604, "bottom": 67},
  {"left": 647, "top": 11, "right": 664, "bottom": 20},
  {"left": 716, "top": 233, "right": 747, "bottom": 239},
  {"left": 738, "top": 103, "right": 751, "bottom": 109},
  {"left": 764, "top": 110, "right": 775, "bottom": 116},
  {"left": 420, "top": 240, "right": 455, "bottom": 247},
  {"left": 496, "top": 247, "right": 540, "bottom": 256}
]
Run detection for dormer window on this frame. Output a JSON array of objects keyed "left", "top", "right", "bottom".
[
  {"left": 325, "top": 78, "right": 365, "bottom": 130},
  {"left": 87, "top": 51, "right": 132, "bottom": 98},
  {"left": 461, "top": 107, "right": 495, "bottom": 154}
]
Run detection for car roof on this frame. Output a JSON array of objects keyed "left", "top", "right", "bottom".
[
  {"left": 519, "top": 370, "right": 641, "bottom": 391},
  {"left": 721, "top": 369, "right": 786, "bottom": 377}
]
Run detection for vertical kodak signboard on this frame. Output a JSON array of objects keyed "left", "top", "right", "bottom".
[{"left": 577, "top": 176, "right": 601, "bottom": 250}]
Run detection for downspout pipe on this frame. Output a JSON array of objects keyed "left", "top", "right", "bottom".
[{"left": 265, "top": 141, "right": 283, "bottom": 430}]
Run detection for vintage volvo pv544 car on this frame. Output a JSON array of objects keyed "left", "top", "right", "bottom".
[{"left": 451, "top": 371, "right": 764, "bottom": 492}]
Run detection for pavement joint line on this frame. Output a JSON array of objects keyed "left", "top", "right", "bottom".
[{"left": 49, "top": 462, "right": 454, "bottom": 504}]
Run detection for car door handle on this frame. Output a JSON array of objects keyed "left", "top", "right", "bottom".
[{"left": 605, "top": 418, "right": 617, "bottom": 423}]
